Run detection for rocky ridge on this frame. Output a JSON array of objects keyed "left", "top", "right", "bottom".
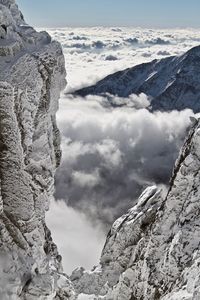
[
  {"left": 0, "top": 1, "right": 75, "bottom": 299},
  {"left": 72, "top": 117, "right": 200, "bottom": 300},
  {"left": 75, "top": 46, "right": 200, "bottom": 113}
]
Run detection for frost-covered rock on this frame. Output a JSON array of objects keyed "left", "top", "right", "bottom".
[
  {"left": 0, "top": 1, "right": 75, "bottom": 299},
  {"left": 73, "top": 118, "right": 200, "bottom": 299},
  {"left": 71, "top": 186, "right": 163, "bottom": 297}
]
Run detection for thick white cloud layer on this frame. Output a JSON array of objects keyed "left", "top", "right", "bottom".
[{"left": 55, "top": 96, "right": 195, "bottom": 227}]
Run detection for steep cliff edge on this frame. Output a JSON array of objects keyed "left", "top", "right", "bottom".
[
  {"left": 0, "top": 1, "right": 75, "bottom": 299},
  {"left": 72, "top": 118, "right": 200, "bottom": 300}
]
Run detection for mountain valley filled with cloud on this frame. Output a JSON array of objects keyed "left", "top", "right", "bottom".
[{"left": 45, "top": 27, "right": 200, "bottom": 273}]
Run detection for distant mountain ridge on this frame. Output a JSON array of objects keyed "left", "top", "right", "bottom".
[{"left": 74, "top": 45, "right": 200, "bottom": 112}]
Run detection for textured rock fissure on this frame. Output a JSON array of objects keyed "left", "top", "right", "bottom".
[
  {"left": 14, "top": 89, "right": 27, "bottom": 153},
  {"left": 167, "top": 119, "right": 198, "bottom": 197}
]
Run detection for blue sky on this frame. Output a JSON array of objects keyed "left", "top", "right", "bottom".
[{"left": 17, "top": 0, "right": 200, "bottom": 28}]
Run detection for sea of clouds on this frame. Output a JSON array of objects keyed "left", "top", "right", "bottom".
[
  {"left": 44, "top": 27, "right": 200, "bottom": 273},
  {"left": 45, "top": 27, "right": 200, "bottom": 91}
]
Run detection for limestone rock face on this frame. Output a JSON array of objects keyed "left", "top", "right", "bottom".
[
  {"left": 73, "top": 118, "right": 200, "bottom": 300},
  {"left": 0, "top": 1, "right": 75, "bottom": 299}
]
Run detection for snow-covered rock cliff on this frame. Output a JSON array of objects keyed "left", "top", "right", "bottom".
[
  {"left": 0, "top": 1, "right": 75, "bottom": 299},
  {"left": 75, "top": 46, "right": 200, "bottom": 113},
  {"left": 72, "top": 117, "right": 200, "bottom": 300}
]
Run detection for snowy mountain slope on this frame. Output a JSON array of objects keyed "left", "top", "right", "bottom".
[
  {"left": 75, "top": 45, "right": 200, "bottom": 112},
  {"left": 72, "top": 117, "right": 200, "bottom": 300},
  {"left": 0, "top": 1, "right": 75, "bottom": 299}
]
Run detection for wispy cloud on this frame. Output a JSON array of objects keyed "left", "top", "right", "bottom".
[{"left": 46, "top": 200, "right": 105, "bottom": 274}]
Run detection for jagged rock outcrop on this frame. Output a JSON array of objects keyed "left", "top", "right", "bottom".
[
  {"left": 74, "top": 46, "right": 200, "bottom": 113},
  {"left": 72, "top": 118, "right": 200, "bottom": 300},
  {"left": 0, "top": 1, "right": 75, "bottom": 299}
]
